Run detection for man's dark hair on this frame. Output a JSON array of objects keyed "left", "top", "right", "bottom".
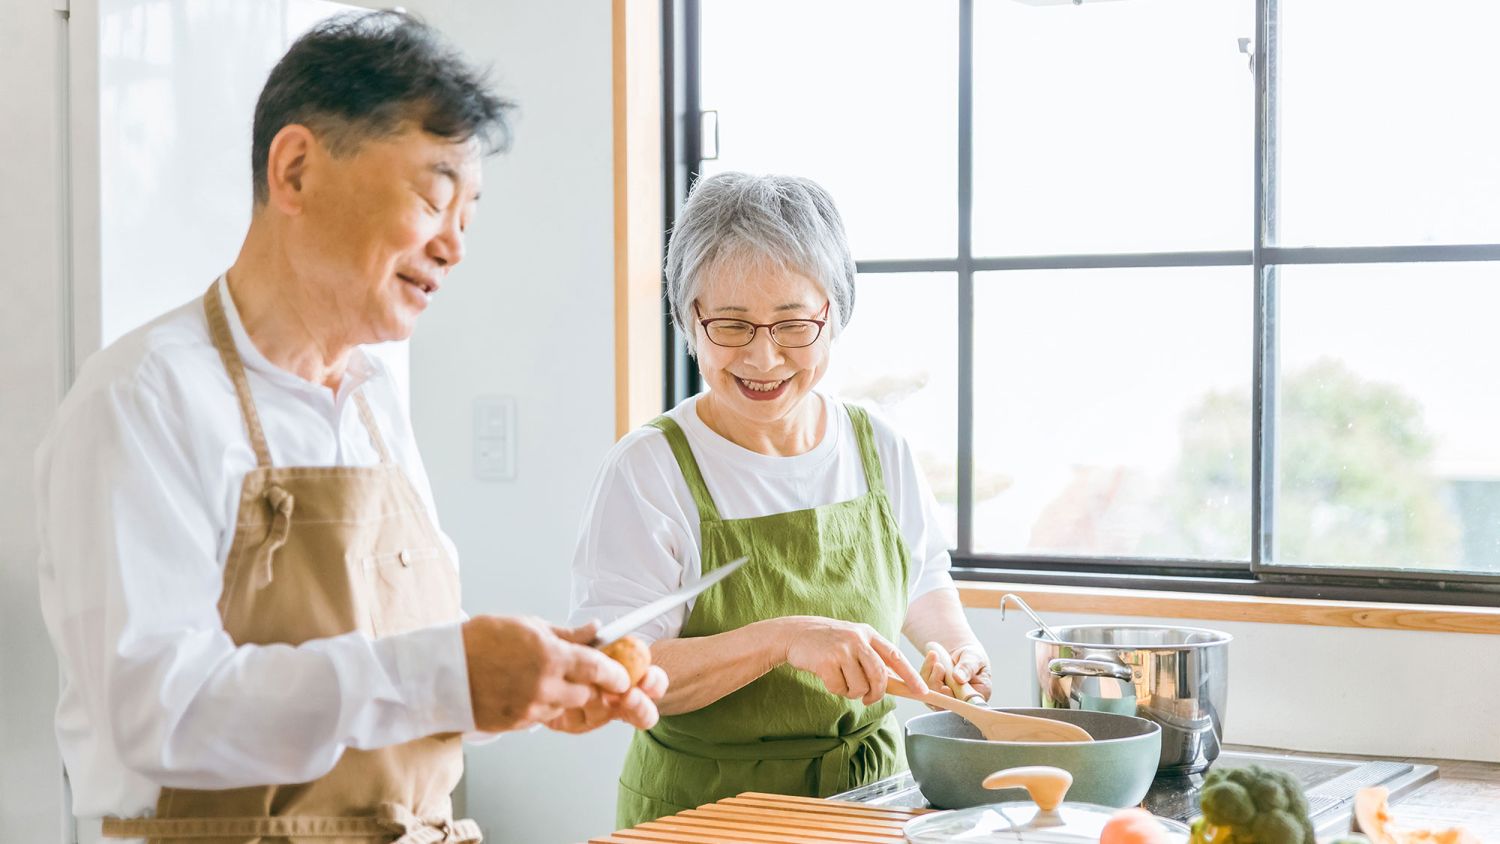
[{"left": 251, "top": 10, "right": 515, "bottom": 204}]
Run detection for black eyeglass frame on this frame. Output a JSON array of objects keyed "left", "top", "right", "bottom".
[{"left": 693, "top": 301, "right": 831, "bottom": 348}]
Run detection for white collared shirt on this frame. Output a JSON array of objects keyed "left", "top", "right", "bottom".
[
  {"left": 569, "top": 393, "right": 956, "bottom": 643},
  {"left": 35, "top": 277, "right": 473, "bottom": 823}
]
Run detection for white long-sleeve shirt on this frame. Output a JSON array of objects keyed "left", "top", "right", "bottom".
[
  {"left": 35, "top": 278, "right": 474, "bottom": 823},
  {"left": 569, "top": 393, "right": 955, "bottom": 643}
]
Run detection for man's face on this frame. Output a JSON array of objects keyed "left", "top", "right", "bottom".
[{"left": 292, "top": 125, "right": 483, "bottom": 344}]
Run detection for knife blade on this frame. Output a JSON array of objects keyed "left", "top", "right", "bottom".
[{"left": 590, "top": 555, "right": 750, "bottom": 648}]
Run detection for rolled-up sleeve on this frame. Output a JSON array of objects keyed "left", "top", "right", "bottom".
[
  {"left": 871, "top": 412, "right": 956, "bottom": 602},
  {"left": 36, "top": 372, "right": 474, "bottom": 790}
]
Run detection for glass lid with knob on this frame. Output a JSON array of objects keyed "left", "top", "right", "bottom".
[{"left": 903, "top": 766, "right": 1190, "bottom": 843}]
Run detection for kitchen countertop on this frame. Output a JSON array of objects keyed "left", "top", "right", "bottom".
[
  {"left": 834, "top": 744, "right": 1500, "bottom": 840},
  {"left": 1308, "top": 749, "right": 1500, "bottom": 841},
  {"left": 585, "top": 747, "right": 1499, "bottom": 843},
  {"left": 1209, "top": 746, "right": 1500, "bottom": 840}
]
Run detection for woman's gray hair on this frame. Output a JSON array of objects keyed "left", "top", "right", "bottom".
[{"left": 666, "top": 172, "right": 856, "bottom": 355}]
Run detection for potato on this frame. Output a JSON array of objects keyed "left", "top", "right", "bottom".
[{"left": 600, "top": 634, "right": 651, "bottom": 686}]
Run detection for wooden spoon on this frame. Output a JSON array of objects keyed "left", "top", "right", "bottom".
[{"left": 885, "top": 675, "right": 1094, "bottom": 743}]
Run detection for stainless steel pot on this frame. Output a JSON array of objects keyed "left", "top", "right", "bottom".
[{"left": 1027, "top": 624, "right": 1231, "bottom": 775}]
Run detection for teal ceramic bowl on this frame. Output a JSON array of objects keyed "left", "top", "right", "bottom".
[{"left": 904, "top": 707, "right": 1162, "bottom": 809}]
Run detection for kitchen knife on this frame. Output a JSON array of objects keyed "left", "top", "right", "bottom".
[{"left": 590, "top": 555, "right": 750, "bottom": 648}]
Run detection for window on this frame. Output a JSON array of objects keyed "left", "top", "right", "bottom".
[{"left": 668, "top": 0, "right": 1500, "bottom": 603}]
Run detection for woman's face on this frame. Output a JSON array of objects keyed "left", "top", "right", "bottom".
[{"left": 693, "top": 265, "right": 833, "bottom": 430}]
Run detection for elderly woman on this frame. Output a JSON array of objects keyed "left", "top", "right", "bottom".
[{"left": 570, "top": 172, "right": 990, "bottom": 825}]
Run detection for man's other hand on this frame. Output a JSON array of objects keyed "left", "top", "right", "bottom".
[
  {"left": 541, "top": 622, "right": 668, "bottom": 734},
  {"left": 462, "top": 615, "right": 640, "bottom": 733}
]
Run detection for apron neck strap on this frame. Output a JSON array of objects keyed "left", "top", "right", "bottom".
[
  {"left": 353, "top": 390, "right": 394, "bottom": 465},
  {"left": 843, "top": 404, "right": 885, "bottom": 494},
  {"left": 646, "top": 415, "right": 721, "bottom": 522},
  {"left": 204, "top": 280, "right": 273, "bottom": 468},
  {"left": 204, "top": 279, "right": 394, "bottom": 468},
  {"left": 648, "top": 403, "right": 887, "bottom": 521}
]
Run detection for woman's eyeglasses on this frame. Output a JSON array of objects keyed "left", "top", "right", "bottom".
[{"left": 694, "top": 301, "right": 830, "bottom": 349}]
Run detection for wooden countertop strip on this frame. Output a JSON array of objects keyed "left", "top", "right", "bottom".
[
  {"left": 686, "top": 806, "right": 908, "bottom": 833},
  {"left": 589, "top": 794, "right": 931, "bottom": 844},
  {"left": 603, "top": 827, "right": 780, "bottom": 844},
  {"left": 632, "top": 819, "right": 887, "bottom": 844},
  {"left": 649, "top": 815, "right": 902, "bottom": 843},
  {"left": 957, "top": 581, "right": 1500, "bottom": 635},
  {"left": 721, "top": 794, "right": 925, "bottom": 820}
]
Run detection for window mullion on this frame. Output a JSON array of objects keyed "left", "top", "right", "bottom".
[
  {"left": 957, "top": 0, "right": 975, "bottom": 554},
  {"left": 1251, "top": 0, "right": 1281, "bottom": 572}
]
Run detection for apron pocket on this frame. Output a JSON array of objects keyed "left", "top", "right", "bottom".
[{"left": 359, "top": 546, "right": 460, "bottom": 636}]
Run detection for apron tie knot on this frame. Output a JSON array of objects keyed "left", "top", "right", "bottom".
[
  {"left": 376, "top": 802, "right": 484, "bottom": 844},
  {"left": 251, "top": 485, "right": 295, "bottom": 590},
  {"left": 818, "top": 723, "right": 886, "bottom": 795}
]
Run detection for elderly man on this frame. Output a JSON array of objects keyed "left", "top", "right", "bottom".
[{"left": 35, "top": 12, "right": 664, "bottom": 843}]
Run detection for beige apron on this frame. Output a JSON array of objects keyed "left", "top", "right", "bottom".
[{"left": 102, "top": 284, "right": 479, "bottom": 844}]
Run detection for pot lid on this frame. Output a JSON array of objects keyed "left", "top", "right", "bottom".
[
  {"left": 903, "top": 801, "right": 1190, "bottom": 843},
  {"left": 904, "top": 765, "right": 1189, "bottom": 843}
]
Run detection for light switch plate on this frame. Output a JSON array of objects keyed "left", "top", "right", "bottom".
[{"left": 473, "top": 395, "right": 517, "bottom": 481}]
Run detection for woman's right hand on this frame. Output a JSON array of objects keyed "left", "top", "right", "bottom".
[
  {"left": 780, "top": 616, "right": 929, "bottom": 706},
  {"left": 917, "top": 641, "right": 991, "bottom": 710}
]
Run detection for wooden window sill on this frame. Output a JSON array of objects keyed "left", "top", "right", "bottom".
[{"left": 957, "top": 580, "right": 1500, "bottom": 635}]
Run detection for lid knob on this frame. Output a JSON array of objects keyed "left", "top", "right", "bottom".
[{"left": 981, "top": 765, "right": 1074, "bottom": 812}]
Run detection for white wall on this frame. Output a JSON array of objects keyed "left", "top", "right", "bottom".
[{"left": 0, "top": 4, "right": 69, "bottom": 842}]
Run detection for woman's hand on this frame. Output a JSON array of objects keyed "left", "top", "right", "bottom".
[
  {"left": 918, "top": 641, "right": 993, "bottom": 709},
  {"left": 902, "top": 588, "right": 993, "bottom": 710},
  {"left": 781, "top": 616, "right": 929, "bottom": 706}
]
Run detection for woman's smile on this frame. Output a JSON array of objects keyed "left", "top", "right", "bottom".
[{"left": 734, "top": 375, "right": 793, "bottom": 400}]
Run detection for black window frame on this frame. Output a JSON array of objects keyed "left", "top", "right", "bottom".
[{"left": 663, "top": 0, "right": 1500, "bottom": 607}]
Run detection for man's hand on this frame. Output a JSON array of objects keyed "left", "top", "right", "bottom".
[
  {"left": 543, "top": 623, "right": 669, "bottom": 734},
  {"left": 542, "top": 666, "right": 669, "bottom": 734},
  {"left": 462, "top": 615, "right": 635, "bottom": 732}
]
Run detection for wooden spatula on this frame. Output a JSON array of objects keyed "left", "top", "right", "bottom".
[{"left": 885, "top": 675, "right": 1094, "bottom": 743}]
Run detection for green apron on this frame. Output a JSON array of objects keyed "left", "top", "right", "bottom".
[{"left": 616, "top": 403, "right": 911, "bottom": 827}]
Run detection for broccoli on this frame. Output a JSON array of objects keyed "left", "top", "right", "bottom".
[{"left": 1187, "top": 765, "right": 1316, "bottom": 844}]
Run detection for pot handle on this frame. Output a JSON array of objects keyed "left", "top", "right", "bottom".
[
  {"left": 981, "top": 766, "right": 1073, "bottom": 812},
  {"left": 1048, "top": 657, "right": 1134, "bottom": 683}
]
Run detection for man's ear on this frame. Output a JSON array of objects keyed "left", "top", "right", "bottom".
[{"left": 264, "top": 124, "right": 319, "bottom": 215}]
